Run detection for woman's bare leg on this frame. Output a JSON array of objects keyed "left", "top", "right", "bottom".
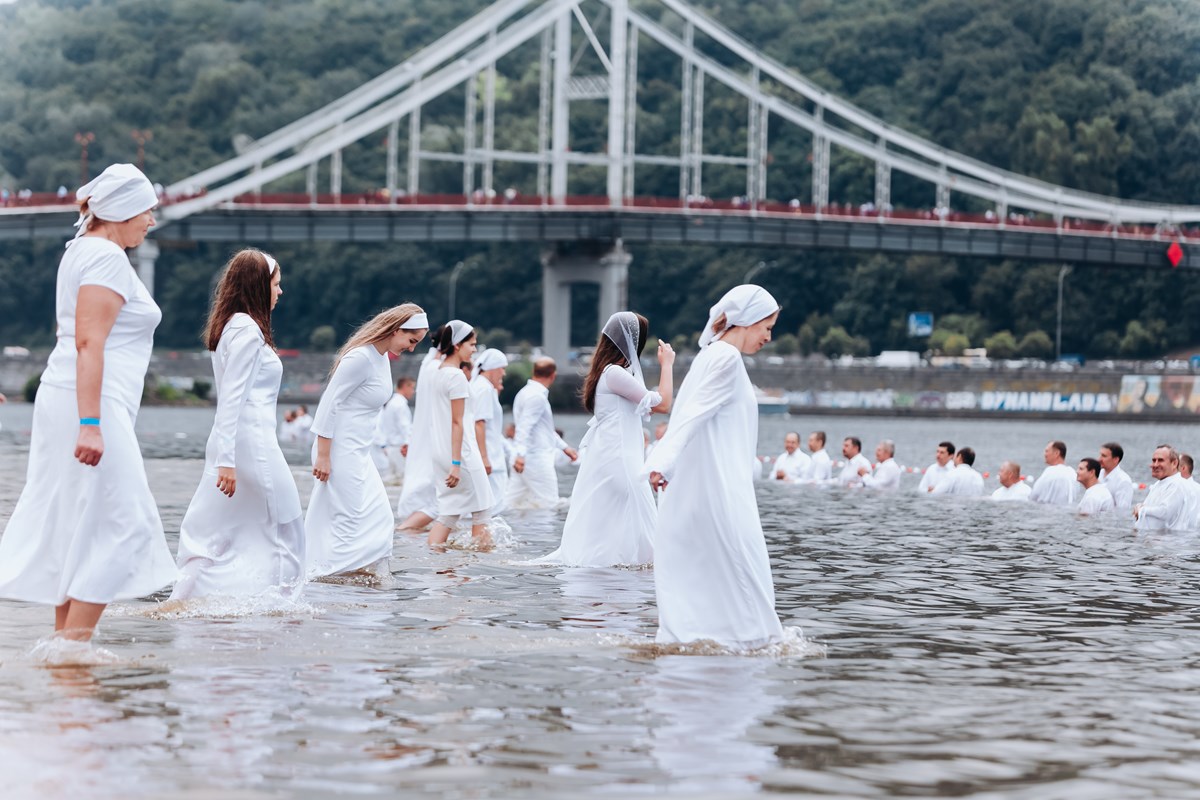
[
  {"left": 398, "top": 511, "right": 435, "bottom": 532},
  {"left": 60, "top": 600, "right": 106, "bottom": 640}
]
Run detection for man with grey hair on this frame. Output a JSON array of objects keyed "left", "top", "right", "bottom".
[
  {"left": 772, "top": 431, "right": 811, "bottom": 482},
  {"left": 990, "top": 461, "right": 1031, "bottom": 502},
  {"left": 858, "top": 440, "right": 901, "bottom": 490},
  {"left": 1134, "top": 445, "right": 1190, "bottom": 530}
]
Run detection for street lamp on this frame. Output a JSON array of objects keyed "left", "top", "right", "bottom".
[
  {"left": 74, "top": 131, "right": 95, "bottom": 185},
  {"left": 744, "top": 259, "right": 776, "bottom": 285},
  {"left": 448, "top": 260, "right": 468, "bottom": 320},
  {"left": 1055, "top": 264, "right": 1073, "bottom": 361},
  {"left": 131, "top": 129, "right": 153, "bottom": 171}
]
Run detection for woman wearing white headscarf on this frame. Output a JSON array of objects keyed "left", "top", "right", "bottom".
[
  {"left": 396, "top": 336, "right": 445, "bottom": 531},
  {"left": 426, "top": 320, "right": 494, "bottom": 547},
  {"left": 644, "top": 285, "right": 784, "bottom": 650},
  {"left": 469, "top": 347, "right": 510, "bottom": 517},
  {"left": 538, "top": 312, "right": 674, "bottom": 567},
  {"left": 0, "top": 164, "right": 175, "bottom": 644},
  {"left": 305, "top": 305, "right": 429, "bottom": 579}
]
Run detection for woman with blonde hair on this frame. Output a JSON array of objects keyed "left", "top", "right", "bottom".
[
  {"left": 171, "top": 249, "right": 305, "bottom": 601},
  {"left": 305, "top": 304, "right": 429, "bottom": 579},
  {"left": 0, "top": 163, "right": 175, "bottom": 646}
]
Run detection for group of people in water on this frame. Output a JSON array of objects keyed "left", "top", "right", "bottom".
[
  {"left": 761, "top": 431, "right": 1195, "bottom": 527},
  {"left": 0, "top": 163, "right": 792, "bottom": 656}
]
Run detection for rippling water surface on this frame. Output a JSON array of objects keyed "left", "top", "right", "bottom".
[{"left": 2, "top": 405, "right": 1200, "bottom": 798}]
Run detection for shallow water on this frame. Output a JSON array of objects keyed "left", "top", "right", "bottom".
[{"left": 2, "top": 405, "right": 1200, "bottom": 798}]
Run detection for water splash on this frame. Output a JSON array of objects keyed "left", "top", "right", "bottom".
[
  {"left": 123, "top": 590, "right": 323, "bottom": 620},
  {"left": 616, "top": 626, "right": 825, "bottom": 659},
  {"left": 27, "top": 632, "right": 121, "bottom": 666}
]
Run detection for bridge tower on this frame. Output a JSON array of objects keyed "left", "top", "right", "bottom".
[{"left": 541, "top": 240, "right": 630, "bottom": 364}]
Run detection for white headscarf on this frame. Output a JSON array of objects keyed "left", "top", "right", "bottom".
[
  {"left": 71, "top": 163, "right": 157, "bottom": 245},
  {"left": 447, "top": 319, "right": 474, "bottom": 346},
  {"left": 401, "top": 312, "right": 429, "bottom": 330},
  {"left": 698, "top": 284, "right": 780, "bottom": 349},
  {"left": 474, "top": 348, "right": 508, "bottom": 373},
  {"left": 601, "top": 311, "right": 644, "bottom": 385}
]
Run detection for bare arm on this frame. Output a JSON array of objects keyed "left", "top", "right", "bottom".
[
  {"left": 652, "top": 340, "right": 675, "bottom": 413},
  {"left": 475, "top": 419, "right": 491, "bottom": 474},
  {"left": 313, "top": 435, "right": 333, "bottom": 481},
  {"left": 446, "top": 397, "right": 465, "bottom": 487},
  {"left": 74, "top": 285, "right": 124, "bottom": 467}
]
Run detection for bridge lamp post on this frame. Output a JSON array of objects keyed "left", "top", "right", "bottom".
[
  {"left": 448, "top": 260, "right": 468, "bottom": 320},
  {"left": 744, "top": 259, "right": 777, "bottom": 285},
  {"left": 1055, "top": 264, "right": 1072, "bottom": 362}
]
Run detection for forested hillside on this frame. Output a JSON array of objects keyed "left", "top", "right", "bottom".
[{"left": 2, "top": 0, "right": 1199, "bottom": 357}]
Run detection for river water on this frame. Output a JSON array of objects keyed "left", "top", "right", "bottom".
[{"left": 2, "top": 404, "right": 1200, "bottom": 798}]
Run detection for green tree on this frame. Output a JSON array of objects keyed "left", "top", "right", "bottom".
[
  {"left": 942, "top": 333, "right": 970, "bottom": 356},
  {"left": 1017, "top": 330, "right": 1054, "bottom": 359},
  {"left": 309, "top": 325, "right": 337, "bottom": 351},
  {"left": 983, "top": 330, "right": 1018, "bottom": 358},
  {"left": 1119, "top": 320, "right": 1161, "bottom": 358}
]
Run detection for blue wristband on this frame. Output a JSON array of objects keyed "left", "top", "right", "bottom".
[
  {"left": 451, "top": 460, "right": 461, "bottom": 466},
  {"left": 80, "top": 417, "right": 100, "bottom": 426}
]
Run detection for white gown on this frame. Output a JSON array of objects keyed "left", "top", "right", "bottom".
[
  {"left": 644, "top": 341, "right": 783, "bottom": 649},
  {"left": 429, "top": 366, "right": 493, "bottom": 516},
  {"left": 171, "top": 314, "right": 305, "bottom": 600},
  {"left": 0, "top": 237, "right": 176, "bottom": 605},
  {"left": 304, "top": 345, "right": 395, "bottom": 577},
  {"left": 396, "top": 350, "right": 441, "bottom": 521},
  {"left": 469, "top": 374, "right": 508, "bottom": 516},
  {"left": 541, "top": 365, "right": 661, "bottom": 567}
]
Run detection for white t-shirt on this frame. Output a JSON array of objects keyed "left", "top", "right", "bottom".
[
  {"left": 40, "top": 237, "right": 162, "bottom": 411},
  {"left": 1078, "top": 483, "right": 1114, "bottom": 515}
]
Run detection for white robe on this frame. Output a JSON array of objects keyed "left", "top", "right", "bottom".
[
  {"left": 991, "top": 482, "right": 1032, "bottom": 502},
  {"left": 862, "top": 457, "right": 901, "bottom": 490},
  {"left": 1099, "top": 465, "right": 1134, "bottom": 510},
  {"left": 541, "top": 365, "right": 660, "bottom": 567},
  {"left": 1136, "top": 473, "right": 1190, "bottom": 531},
  {"left": 505, "top": 380, "right": 568, "bottom": 510},
  {"left": 771, "top": 450, "right": 810, "bottom": 481},
  {"left": 838, "top": 453, "right": 872, "bottom": 487},
  {"left": 808, "top": 449, "right": 833, "bottom": 481},
  {"left": 396, "top": 350, "right": 442, "bottom": 521},
  {"left": 172, "top": 314, "right": 305, "bottom": 600},
  {"left": 1031, "top": 463, "right": 1080, "bottom": 506},
  {"left": 917, "top": 461, "right": 954, "bottom": 493},
  {"left": 304, "top": 345, "right": 394, "bottom": 577},
  {"left": 429, "top": 366, "right": 493, "bottom": 517},
  {"left": 469, "top": 374, "right": 508, "bottom": 516},
  {"left": 932, "top": 464, "right": 985, "bottom": 496},
  {"left": 1078, "top": 483, "right": 1114, "bottom": 515},
  {"left": 644, "top": 341, "right": 783, "bottom": 650}
]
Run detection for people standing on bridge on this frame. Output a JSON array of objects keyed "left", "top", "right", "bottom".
[
  {"left": 425, "top": 321, "right": 494, "bottom": 549},
  {"left": 838, "top": 437, "right": 872, "bottom": 487},
  {"left": 0, "top": 164, "right": 175, "bottom": 649},
  {"left": 917, "top": 441, "right": 956, "bottom": 493},
  {"left": 1134, "top": 445, "right": 1190, "bottom": 531},
  {"left": 305, "top": 304, "right": 428, "bottom": 580},
  {"left": 1098, "top": 442, "right": 1134, "bottom": 511},
  {"left": 858, "top": 440, "right": 901, "bottom": 490},
  {"left": 539, "top": 312, "right": 674, "bottom": 567},
  {"left": 171, "top": 250, "right": 305, "bottom": 602},
  {"left": 990, "top": 461, "right": 1031, "bottom": 501},
  {"left": 806, "top": 431, "right": 833, "bottom": 482},
  {"left": 931, "top": 447, "right": 985, "bottom": 496},
  {"left": 645, "top": 285, "right": 784, "bottom": 650},
  {"left": 469, "top": 348, "right": 509, "bottom": 518},
  {"left": 1030, "top": 441, "right": 1080, "bottom": 506},
  {"left": 771, "top": 432, "right": 811, "bottom": 482},
  {"left": 1075, "top": 458, "right": 1114, "bottom": 516},
  {"left": 396, "top": 334, "right": 446, "bottom": 532},
  {"left": 506, "top": 358, "right": 578, "bottom": 510}
]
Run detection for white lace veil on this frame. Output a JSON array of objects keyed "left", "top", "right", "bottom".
[{"left": 601, "top": 311, "right": 644, "bottom": 385}]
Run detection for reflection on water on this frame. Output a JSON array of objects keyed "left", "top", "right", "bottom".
[{"left": 3, "top": 406, "right": 1200, "bottom": 796}]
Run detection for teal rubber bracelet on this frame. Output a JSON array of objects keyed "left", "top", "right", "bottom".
[
  {"left": 80, "top": 418, "right": 100, "bottom": 426},
  {"left": 451, "top": 460, "right": 461, "bottom": 466}
]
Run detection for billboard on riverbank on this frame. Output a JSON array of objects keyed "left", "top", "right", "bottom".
[{"left": 1118, "top": 375, "right": 1200, "bottom": 414}]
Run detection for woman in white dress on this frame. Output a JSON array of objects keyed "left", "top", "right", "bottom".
[
  {"left": 644, "top": 285, "right": 784, "bottom": 650},
  {"left": 170, "top": 249, "right": 305, "bottom": 601},
  {"left": 396, "top": 338, "right": 444, "bottom": 531},
  {"left": 469, "top": 348, "right": 509, "bottom": 518},
  {"left": 426, "top": 321, "right": 494, "bottom": 547},
  {"left": 540, "top": 312, "right": 674, "bottom": 567},
  {"left": 0, "top": 164, "right": 175, "bottom": 641},
  {"left": 305, "top": 304, "right": 429, "bottom": 578}
]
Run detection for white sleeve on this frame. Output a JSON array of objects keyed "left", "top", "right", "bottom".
[
  {"left": 310, "top": 349, "right": 369, "bottom": 439},
  {"left": 398, "top": 400, "right": 412, "bottom": 445},
  {"left": 212, "top": 322, "right": 264, "bottom": 467},
  {"left": 79, "top": 249, "right": 135, "bottom": 300},
  {"left": 917, "top": 468, "right": 933, "bottom": 492},
  {"left": 643, "top": 348, "right": 739, "bottom": 481},
  {"left": 931, "top": 471, "right": 955, "bottom": 495},
  {"left": 471, "top": 381, "right": 494, "bottom": 422},
  {"left": 513, "top": 392, "right": 536, "bottom": 457},
  {"left": 603, "top": 366, "right": 662, "bottom": 418}
]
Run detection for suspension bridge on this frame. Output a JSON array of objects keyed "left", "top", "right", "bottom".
[{"left": 3, "top": 0, "right": 1198, "bottom": 360}]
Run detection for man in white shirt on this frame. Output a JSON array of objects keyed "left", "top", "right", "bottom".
[
  {"left": 858, "top": 440, "right": 901, "bottom": 490},
  {"left": 838, "top": 436, "right": 872, "bottom": 487},
  {"left": 293, "top": 404, "right": 315, "bottom": 446},
  {"left": 807, "top": 431, "right": 833, "bottom": 482},
  {"left": 918, "top": 441, "right": 956, "bottom": 493},
  {"left": 772, "top": 432, "right": 811, "bottom": 482},
  {"left": 1178, "top": 453, "right": 1200, "bottom": 524},
  {"left": 506, "top": 358, "right": 578, "bottom": 509},
  {"left": 1135, "top": 445, "right": 1191, "bottom": 530},
  {"left": 932, "top": 447, "right": 985, "bottom": 496},
  {"left": 1098, "top": 441, "right": 1134, "bottom": 511},
  {"left": 991, "top": 460, "right": 1032, "bottom": 501},
  {"left": 278, "top": 407, "right": 298, "bottom": 444},
  {"left": 1030, "top": 440, "right": 1079, "bottom": 506},
  {"left": 1076, "top": 457, "right": 1114, "bottom": 515},
  {"left": 377, "top": 376, "right": 415, "bottom": 483}
]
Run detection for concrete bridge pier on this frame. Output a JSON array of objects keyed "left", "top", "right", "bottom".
[
  {"left": 541, "top": 240, "right": 630, "bottom": 365},
  {"left": 133, "top": 239, "right": 159, "bottom": 298}
]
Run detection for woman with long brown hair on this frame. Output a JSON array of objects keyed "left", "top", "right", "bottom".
[
  {"left": 305, "top": 304, "right": 429, "bottom": 580},
  {"left": 537, "top": 311, "right": 674, "bottom": 567},
  {"left": 171, "top": 249, "right": 305, "bottom": 601}
]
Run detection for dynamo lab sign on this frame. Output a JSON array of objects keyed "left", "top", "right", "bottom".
[{"left": 979, "top": 391, "right": 1115, "bottom": 413}]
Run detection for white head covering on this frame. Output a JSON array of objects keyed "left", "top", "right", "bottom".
[
  {"left": 401, "top": 311, "right": 429, "bottom": 330},
  {"left": 71, "top": 163, "right": 157, "bottom": 245},
  {"left": 263, "top": 253, "right": 278, "bottom": 275},
  {"left": 698, "top": 284, "right": 780, "bottom": 349},
  {"left": 474, "top": 348, "right": 508, "bottom": 373},
  {"left": 447, "top": 319, "right": 474, "bottom": 346},
  {"left": 601, "top": 311, "right": 644, "bottom": 385}
]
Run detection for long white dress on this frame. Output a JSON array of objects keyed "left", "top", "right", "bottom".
[
  {"left": 0, "top": 237, "right": 176, "bottom": 605},
  {"left": 469, "top": 374, "right": 508, "bottom": 516},
  {"left": 171, "top": 314, "right": 305, "bottom": 600},
  {"left": 541, "top": 365, "right": 660, "bottom": 567},
  {"left": 643, "top": 340, "right": 783, "bottom": 649},
  {"left": 429, "top": 366, "right": 493, "bottom": 517},
  {"left": 304, "top": 344, "right": 395, "bottom": 577},
  {"left": 396, "top": 349, "right": 441, "bottom": 520}
]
